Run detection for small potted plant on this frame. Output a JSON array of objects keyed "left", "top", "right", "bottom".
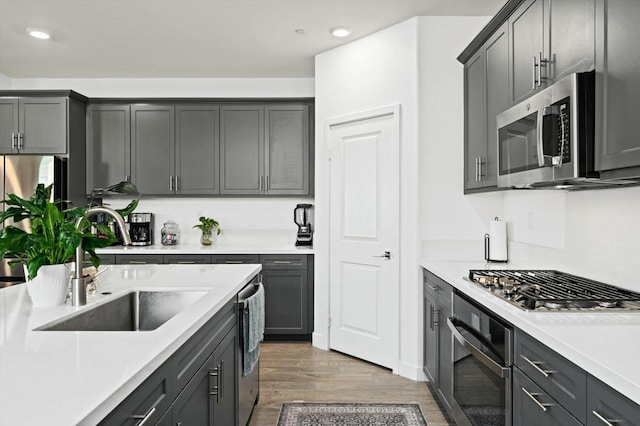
[
  {"left": 193, "top": 216, "right": 222, "bottom": 246},
  {"left": 0, "top": 184, "right": 137, "bottom": 306}
]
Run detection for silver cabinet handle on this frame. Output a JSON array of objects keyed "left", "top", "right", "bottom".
[
  {"left": 533, "top": 55, "right": 538, "bottom": 90},
  {"left": 521, "top": 387, "right": 552, "bottom": 412},
  {"left": 429, "top": 304, "right": 434, "bottom": 331},
  {"left": 273, "top": 260, "right": 292, "bottom": 264},
  {"left": 17, "top": 133, "right": 24, "bottom": 150},
  {"left": 219, "top": 360, "right": 224, "bottom": 399},
  {"left": 169, "top": 175, "right": 174, "bottom": 191},
  {"left": 176, "top": 261, "right": 195, "bottom": 264},
  {"left": 474, "top": 156, "right": 479, "bottom": 181},
  {"left": 428, "top": 284, "right": 440, "bottom": 292},
  {"left": 128, "top": 261, "right": 147, "bottom": 264},
  {"left": 265, "top": 175, "right": 270, "bottom": 192},
  {"left": 11, "top": 132, "right": 16, "bottom": 150},
  {"left": 538, "top": 52, "right": 548, "bottom": 87},
  {"left": 125, "top": 175, "right": 131, "bottom": 182},
  {"left": 433, "top": 308, "right": 439, "bottom": 328},
  {"left": 592, "top": 410, "right": 618, "bottom": 426},
  {"left": 520, "top": 354, "right": 554, "bottom": 378},
  {"left": 478, "top": 157, "right": 484, "bottom": 180},
  {"left": 131, "top": 406, "right": 156, "bottom": 426},
  {"left": 174, "top": 175, "right": 179, "bottom": 191},
  {"left": 225, "top": 260, "right": 243, "bottom": 264},
  {"left": 209, "top": 366, "right": 219, "bottom": 401},
  {"left": 259, "top": 176, "right": 263, "bottom": 192}
]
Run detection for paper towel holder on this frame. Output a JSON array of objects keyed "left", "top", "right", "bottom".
[{"left": 484, "top": 217, "right": 508, "bottom": 263}]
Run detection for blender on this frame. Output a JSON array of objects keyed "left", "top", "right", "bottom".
[{"left": 294, "top": 204, "right": 313, "bottom": 246}]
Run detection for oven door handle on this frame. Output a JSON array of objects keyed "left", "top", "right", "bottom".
[{"left": 447, "top": 317, "right": 510, "bottom": 379}]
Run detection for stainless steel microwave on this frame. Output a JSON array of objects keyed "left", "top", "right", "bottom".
[{"left": 496, "top": 71, "right": 630, "bottom": 189}]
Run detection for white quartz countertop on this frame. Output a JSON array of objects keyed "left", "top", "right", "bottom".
[
  {"left": 421, "top": 259, "right": 640, "bottom": 405},
  {"left": 0, "top": 264, "right": 261, "bottom": 426},
  {"left": 97, "top": 243, "right": 313, "bottom": 255}
]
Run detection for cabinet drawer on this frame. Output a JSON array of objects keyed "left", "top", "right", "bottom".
[
  {"left": 115, "top": 254, "right": 164, "bottom": 264},
  {"left": 172, "top": 298, "right": 236, "bottom": 392},
  {"left": 587, "top": 375, "right": 640, "bottom": 426},
  {"left": 423, "top": 269, "right": 453, "bottom": 307},
  {"left": 211, "top": 254, "right": 260, "bottom": 264},
  {"left": 514, "top": 367, "right": 582, "bottom": 426},
  {"left": 99, "top": 360, "right": 172, "bottom": 426},
  {"left": 260, "top": 254, "right": 307, "bottom": 270},
  {"left": 164, "top": 254, "right": 211, "bottom": 264},
  {"left": 515, "top": 330, "right": 587, "bottom": 423}
]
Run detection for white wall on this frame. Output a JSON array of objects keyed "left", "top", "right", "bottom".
[
  {"left": 315, "top": 16, "right": 489, "bottom": 381},
  {"left": 0, "top": 74, "right": 11, "bottom": 89},
  {"left": 6, "top": 77, "right": 314, "bottom": 98}
]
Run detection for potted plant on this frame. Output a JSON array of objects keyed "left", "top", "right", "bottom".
[
  {"left": 0, "top": 184, "right": 137, "bottom": 306},
  {"left": 193, "top": 216, "right": 222, "bottom": 246}
]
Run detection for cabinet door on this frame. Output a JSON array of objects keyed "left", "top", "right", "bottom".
[
  {"left": 176, "top": 105, "right": 220, "bottom": 195},
  {"left": 547, "top": 0, "right": 595, "bottom": 81},
  {"left": 595, "top": 0, "right": 640, "bottom": 172},
  {"left": 212, "top": 328, "right": 237, "bottom": 426},
  {"left": 513, "top": 367, "right": 583, "bottom": 426},
  {"left": 509, "top": 0, "right": 546, "bottom": 103},
  {"left": 0, "top": 98, "right": 19, "bottom": 153},
  {"left": 587, "top": 375, "right": 640, "bottom": 426},
  {"left": 262, "top": 269, "right": 308, "bottom": 334},
  {"left": 464, "top": 50, "right": 487, "bottom": 191},
  {"left": 18, "top": 97, "right": 67, "bottom": 154},
  {"left": 264, "top": 104, "right": 309, "bottom": 195},
  {"left": 220, "top": 105, "right": 264, "bottom": 195},
  {"left": 172, "top": 354, "right": 215, "bottom": 426},
  {"left": 484, "top": 23, "right": 509, "bottom": 188},
  {"left": 131, "top": 104, "right": 175, "bottom": 195},
  {"left": 423, "top": 291, "right": 438, "bottom": 386},
  {"left": 86, "top": 104, "right": 131, "bottom": 194},
  {"left": 436, "top": 304, "right": 453, "bottom": 414}
]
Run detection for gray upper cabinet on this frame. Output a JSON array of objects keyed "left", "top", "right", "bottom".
[
  {"left": 509, "top": 0, "right": 546, "bottom": 104},
  {"left": 0, "top": 97, "right": 67, "bottom": 154},
  {"left": 265, "top": 104, "right": 310, "bottom": 195},
  {"left": 131, "top": 104, "right": 175, "bottom": 195},
  {"left": 220, "top": 105, "right": 264, "bottom": 195},
  {"left": 595, "top": 0, "right": 640, "bottom": 176},
  {"left": 175, "top": 105, "right": 220, "bottom": 195},
  {"left": 86, "top": 104, "right": 131, "bottom": 194},
  {"left": 464, "top": 23, "right": 508, "bottom": 192}
]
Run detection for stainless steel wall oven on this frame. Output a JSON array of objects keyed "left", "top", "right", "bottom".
[{"left": 448, "top": 292, "right": 513, "bottom": 426}]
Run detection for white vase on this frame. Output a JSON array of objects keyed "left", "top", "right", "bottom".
[{"left": 24, "top": 264, "right": 72, "bottom": 307}]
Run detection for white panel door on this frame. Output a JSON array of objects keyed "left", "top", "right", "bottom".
[{"left": 328, "top": 107, "right": 400, "bottom": 370}]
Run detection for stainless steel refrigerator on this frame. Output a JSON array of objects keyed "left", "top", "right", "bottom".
[{"left": 0, "top": 156, "right": 69, "bottom": 285}]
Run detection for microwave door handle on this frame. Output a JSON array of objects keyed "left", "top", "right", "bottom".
[
  {"left": 447, "top": 317, "right": 510, "bottom": 379},
  {"left": 536, "top": 107, "right": 548, "bottom": 167}
]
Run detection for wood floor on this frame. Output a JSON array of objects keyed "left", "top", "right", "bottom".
[{"left": 248, "top": 342, "right": 452, "bottom": 425}]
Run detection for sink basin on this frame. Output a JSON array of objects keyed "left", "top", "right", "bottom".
[{"left": 37, "top": 290, "right": 208, "bottom": 331}]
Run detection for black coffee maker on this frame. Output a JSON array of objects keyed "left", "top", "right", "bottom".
[
  {"left": 294, "top": 204, "right": 313, "bottom": 246},
  {"left": 127, "top": 213, "right": 153, "bottom": 246}
]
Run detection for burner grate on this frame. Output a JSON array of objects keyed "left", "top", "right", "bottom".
[{"left": 469, "top": 270, "right": 640, "bottom": 304}]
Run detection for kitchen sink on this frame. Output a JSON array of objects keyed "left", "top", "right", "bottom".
[{"left": 37, "top": 290, "right": 208, "bottom": 331}]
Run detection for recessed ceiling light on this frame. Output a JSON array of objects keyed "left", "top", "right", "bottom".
[
  {"left": 28, "top": 30, "right": 51, "bottom": 40},
  {"left": 330, "top": 27, "right": 351, "bottom": 38},
  {"left": 295, "top": 29, "right": 306, "bottom": 35}
]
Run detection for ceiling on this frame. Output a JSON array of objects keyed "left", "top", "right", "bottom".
[{"left": 0, "top": 0, "right": 504, "bottom": 78}]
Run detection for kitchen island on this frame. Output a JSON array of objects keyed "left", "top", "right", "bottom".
[
  {"left": 421, "top": 259, "right": 640, "bottom": 407},
  {"left": 0, "top": 263, "right": 260, "bottom": 425}
]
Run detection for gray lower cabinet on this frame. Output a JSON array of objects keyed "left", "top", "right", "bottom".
[
  {"left": 514, "top": 329, "right": 587, "bottom": 424},
  {"left": 131, "top": 104, "right": 175, "bottom": 195},
  {"left": 595, "top": 0, "right": 640, "bottom": 177},
  {"left": 514, "top": 367, "right": 582, "bottom": 426},
  {"left": 86, "top": 104, "right": 131, "bottom": 193},
  {"left": 0, "top": 96, "right": 68, "bottom": 154},
  {"left": 587, "top": 375, "right": 640, "bottom": 426},
  {"left": 100, "top": 296, "right": 239, "bottom": 426},
  {"left": 422, "top": 270, "right": 453, "bottom": 417},
  {"left": 175, "top": 105, "right": 220, "bottom": 195},
  {"left": 260, "top": 254, "right": 312, "bottom": 335}
]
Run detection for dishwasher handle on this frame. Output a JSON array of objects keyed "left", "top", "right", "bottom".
[{"left": 447, "top": 317, "right": 510, "bottom": 379}]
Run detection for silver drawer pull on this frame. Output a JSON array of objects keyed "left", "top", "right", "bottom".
[
  {"left": 273, "top": 261, "right": 292, "bottom": 264},
  {"left": 177, "top": 261, "right": 195, "bottom": 264},
  {"left": 428, "top": 284, "right": 440, "bottom": 292},
  {"left": 520, "top": 354, "right": 554, "bottom": 378},
  {"left": 521, "top": 387, "right": 552, "bottom": 412},
  {"left": 128, "top": 261, "right": 147, "bottom": 264},
  {"left": 131, "top": 406, "right": 156, "bottom": 426},
  {"left": 225, "top": 260, "right": 243, "bottom": 264},
  {"left": 592, "top": 410, "right": 619, "bottom": 426}
]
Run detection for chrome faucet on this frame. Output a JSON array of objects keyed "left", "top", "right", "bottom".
[{"left": 71, "top": 206, "right": 132, "bottom": 306}]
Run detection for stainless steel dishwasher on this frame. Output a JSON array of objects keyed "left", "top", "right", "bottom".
[{"left": 237, "top": 277, "right": 261, "bottom": 425}]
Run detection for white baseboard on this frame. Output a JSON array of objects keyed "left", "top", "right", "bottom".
[
  {"left": 312, "top": 331, "right": 329, "bottom": 350},
  {"left": 396, "top": 361, "right": 426, "bottom": 382}
]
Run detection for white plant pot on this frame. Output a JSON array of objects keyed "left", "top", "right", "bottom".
[{"left": 24, "top": 264, "right": 72, "bottom": 307}]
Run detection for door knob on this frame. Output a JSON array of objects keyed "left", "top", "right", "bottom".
[{"left": 373, "top": 251, "right": 391, "bottom": 260}]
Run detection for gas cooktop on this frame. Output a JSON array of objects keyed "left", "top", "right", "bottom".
[{"left": 468, "top": 269, "right": 640, "bottom": 312}]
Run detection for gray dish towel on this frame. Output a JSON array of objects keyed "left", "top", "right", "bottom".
[{"left": 243, "top": 283, "right": 264, "bottom": 376}]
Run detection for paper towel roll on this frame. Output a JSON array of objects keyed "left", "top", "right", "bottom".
[{"left": 486, "top": 217, "right": 508, "bottom": 262}]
